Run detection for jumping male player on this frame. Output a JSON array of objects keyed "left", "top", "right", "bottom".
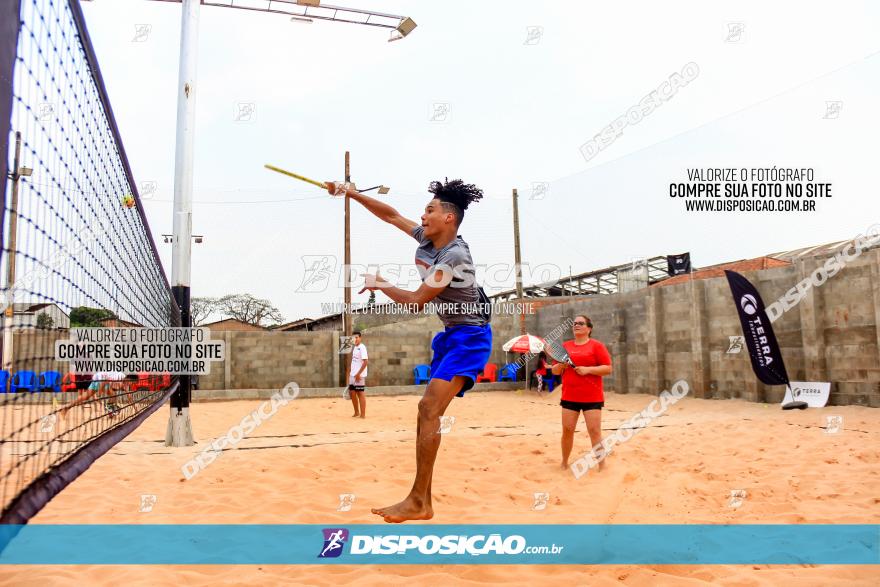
[{"left": 326, "top": 178, "right": 491, "bottom": 523}]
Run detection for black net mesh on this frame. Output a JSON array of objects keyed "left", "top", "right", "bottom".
[{"left": 0, "top": 0, "right": 180, "bottom": 524}]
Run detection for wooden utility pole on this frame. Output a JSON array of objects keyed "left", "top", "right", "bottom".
[
  {"left": 2, "top": 132, "right": 23, "bottom": 371},
  {"left": 342, "top": 151, "right": 352, "bottom": 387},
  {"left": 344, "top": 151, "right": 352, "bottom": 338},
  {"left": 512, "top": 188, "right": 530, "bottom": 390},
  {"left": 512, "top": 188, "right": 525, "bottom": 336}
]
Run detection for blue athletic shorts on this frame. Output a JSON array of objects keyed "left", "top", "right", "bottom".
[{"left": 430, "top": 323, "right": 493, "bottom": 397}]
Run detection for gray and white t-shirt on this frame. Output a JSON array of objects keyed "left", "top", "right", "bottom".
[{"left": 411, "top": 225, "right": 484, "bottom": 327}]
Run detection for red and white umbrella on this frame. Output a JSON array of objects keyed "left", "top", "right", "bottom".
[{"left": 502, "top": 334, "right": 545, "bottom": 354}]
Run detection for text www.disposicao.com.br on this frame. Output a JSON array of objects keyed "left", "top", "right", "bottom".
[{"left": 684, "top": 199, "right": 816, "bottom": 212}]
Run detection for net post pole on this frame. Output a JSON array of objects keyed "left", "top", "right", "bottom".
[{"left": 166, "top": 0, "right": 201, "bottom": 447}]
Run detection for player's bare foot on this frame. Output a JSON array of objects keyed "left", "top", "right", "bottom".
[
  {"left": 359, "top": 415, "right": 366, "bottom": 419},
  {"left": 351, "top": 413, "right": 360, "bottom": 417},
  {"left": 371, "top": 497, "right": 433, "bottom": 523},
  {"left": 560, "top": 461, "right": 568, "bottom": 470}
]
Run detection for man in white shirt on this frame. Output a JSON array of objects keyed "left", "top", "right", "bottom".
[{"left": 349, "top": 331, "right": 369, "bottom": 418}]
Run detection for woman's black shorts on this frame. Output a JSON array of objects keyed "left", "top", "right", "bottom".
[{"left": 560, "top": 400, "right": 604, "bottom": 412}]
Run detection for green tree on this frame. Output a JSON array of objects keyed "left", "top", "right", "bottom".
[
  {"left": 36, "top": 312, "right": 54, "bottom": 329},
  {"left": 69, "top": 306, "right": 116, "bottom": 327},
  {"left": 367, "top": 290, "right": 376, "bottom": 306}
]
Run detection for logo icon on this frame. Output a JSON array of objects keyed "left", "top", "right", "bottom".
[
  {"left": 337, "top": 494, "right": 356, "bottom": 512},
  {"left": 728, "top": 489, "right": 746, "bottom": 508},
  {"left": 339, "top": 335, "right": 355, "bottom": 355},
  {"left": 38, "top": 102, "right": 54, "bottom": 122},
  {"left": 234, "top": 102, "right": 256, "bottom": 123},
  {"left": 438, "top": 415, "right": 455, "bottom": 434},
  {"left": 630, "top": 257, "right": 648, "bottom": 276},
  {"left": 740, "top": 294, "right": 758, "bottom": 315},
  {"left": 139, "top": 494, "right": 157, "bottom": 512},
  {"left": 524, "top": 26, "right": 544, "bottom": 45},
  {"left": 725, "top": 22, "right": 745, "bottom": 43},
  {"left": 823, "top": 101, "right": 842, "bottom": 119},
  {"left": 428, "top": 102, "right": 451, "bottom": 123},
  {"left": 531, "top": 492, "right": 550, "bottom": 511},
  {"left": 726, "top": 335, "right": 744, "bottom": 354},
  {"left": 296, "top": 255, "right": 337, "bottom": 293},
  {"left": 824, "top": 415, "right": 843, "bottom": 434},
  {"left": 139, "top": 180, "right": 158, "bottom": 200},
  {"left": 39, "top": 414, "right": 57, "bottom": 433},
  {"left": 133, "top": 24, "right": 152, "bottom": 42},
  {"left": 318, "top": 528, "right": 349, "bottom": 558},
  {"left": 530, "top": 182, "right": 549, "bottom": 201}
]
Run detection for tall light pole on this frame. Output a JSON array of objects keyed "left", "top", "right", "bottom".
[
  {"left": 165, "top": 0, "right": 200, "bottom": 447},
  {"left": 149, "top": 0, "right": 417, "bottom": 446}
]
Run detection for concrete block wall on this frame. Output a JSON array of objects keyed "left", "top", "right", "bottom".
[
  {"left": 352, "top": 315, "right": 439, "bottom": 387},
  {"left": 196, "top": 251, "right": 879, "bottom": 406},
  {"left": 200, "top": 330, "right": 336, "bottom": 390},
  {"left": 517, "top": 252, "right": 879, "bottom": 406}
]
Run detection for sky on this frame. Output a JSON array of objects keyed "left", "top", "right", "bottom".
[{"left": 78, "top": 0, "right": 880, "bottom": 324}]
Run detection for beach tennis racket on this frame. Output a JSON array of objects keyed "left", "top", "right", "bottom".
[
  {"left": 264, "top": 164, "right": 329, "bottom": 190},
  {"left": 544, "top": 338, "right": 575, "bottom": 367}
]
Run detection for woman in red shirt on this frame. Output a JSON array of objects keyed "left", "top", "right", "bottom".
[{"left": 551, "top": 315, "right": 612, "bottom": 470}]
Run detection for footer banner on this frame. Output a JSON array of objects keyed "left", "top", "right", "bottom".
[{"left": 0, "top": 524, "right": 877, "bottom": 564}]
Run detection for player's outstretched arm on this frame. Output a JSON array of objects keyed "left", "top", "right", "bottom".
[
  {"left": 326, "top": 182, "right": 417, "bottom": 236},
  {"left": 358, "top": 269, "right": 448, "bottom": 311}
]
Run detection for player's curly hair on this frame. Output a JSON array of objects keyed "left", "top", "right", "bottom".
[{"left": 428, "top": 178, "right": 484, "bottom": 225}]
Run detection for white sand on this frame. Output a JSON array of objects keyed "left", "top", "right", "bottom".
[{"left": 1, "top": 390, "right": 877, "bottom": 585}]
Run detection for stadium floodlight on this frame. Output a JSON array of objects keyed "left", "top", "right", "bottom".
[
  {"left": 149, "top": 1, "right": 416, "bottom": 38},
  {"left": 389, "top": 16, "right": 417, "bottom": 42},
  {"left": 360, "top": 185, "right": 390, "bottom": 194}
]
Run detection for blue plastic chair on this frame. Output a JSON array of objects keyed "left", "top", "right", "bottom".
[
  {"left": 499, "top": 363, "right": 519, "bottom": 382},
  {"left": 543, "top": 375, "right": 556, "bottom": 393},
  {"left": 413, "top": 364, "right": 431, "bottom": 384},
  {"left": 39, "top": 370, "right": 63, "bottom": 393},
  {"left": 0, "top": 370, "right": 9, "bottom": 393},
  {"left": 11, "top": 370, "right": 39, "bottom": 393}
]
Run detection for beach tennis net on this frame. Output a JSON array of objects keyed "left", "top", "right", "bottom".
[{"left": 0, "top": 0, "right": 180, "bottom": 524}]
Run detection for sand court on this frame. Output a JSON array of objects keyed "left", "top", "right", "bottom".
[{"left": 0, "top": 390, "right": 876, "bottom": 585}]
